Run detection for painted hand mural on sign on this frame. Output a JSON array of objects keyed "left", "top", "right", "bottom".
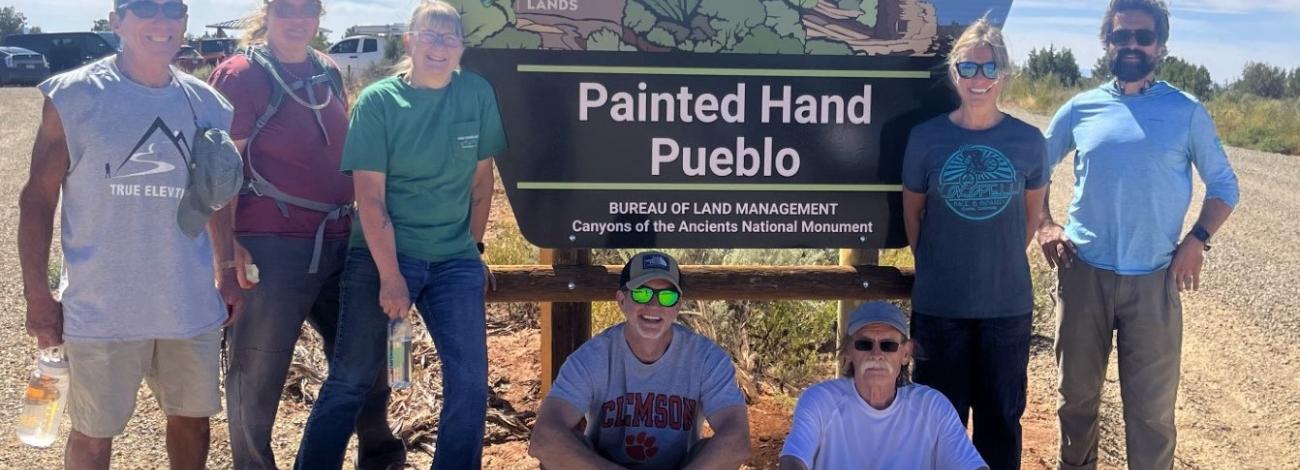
[
  {"left": 455, "top": 0, "right": 1014, "bottom": 249},
  {"left": 452, "top": 0, "right": 1004, "bottom": 56}
]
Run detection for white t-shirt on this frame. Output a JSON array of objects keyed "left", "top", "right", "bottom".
[
  {"left": 547, "top": 323, "right": 746, "bottom": 470},
  {"left": 781, "top": 379, "right": 988, "bottom": 470}
]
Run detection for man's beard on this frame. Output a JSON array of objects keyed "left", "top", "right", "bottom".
[{"left": 1110, "top": 48, "right": 1156, "bottom": 83}]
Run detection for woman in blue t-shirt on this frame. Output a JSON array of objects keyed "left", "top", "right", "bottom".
[{"left": 900, "top": 18, "right": 1048, "bottom": 470}]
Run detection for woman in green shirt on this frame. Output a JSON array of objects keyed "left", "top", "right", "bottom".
[{"left": 296, "top": 2, "right": 506, "bottom": 468}]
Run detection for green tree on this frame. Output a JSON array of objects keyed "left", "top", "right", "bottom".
[
  {"left": 1091, "top": 54, "right": 1110, "bottom": 81},
  {"left": 0, "top": 5, "right": 28, "bottom": 39},
  {"left": 1236, "top": 62, "right": 1287, "bottom": 99},
  {"left": 309, "top": 31, "right": 331, "bottom": 52},
  {"left": 27, "top": 25, "right": 39, "bottom": 33},
  {"left": 1287, "top": 67, "right": 1300, "bottom": 99},
  {"left": 1158, "top": 56, "right": 1213, "bottom": 100},
  {"left": 92, "top": 18, "right": 110, "bottom": 32},
  {"left": 1026, "top": 46, "right": 1081, "bottom": 86}
]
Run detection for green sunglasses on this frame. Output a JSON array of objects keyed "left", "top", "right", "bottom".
[{"left": 627, "top": 286, "right": 681, "bottom": 308}]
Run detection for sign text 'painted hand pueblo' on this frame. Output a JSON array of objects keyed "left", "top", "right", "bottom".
[{"left": 458, "top": 0, "right": 1013, "bottom": 249}]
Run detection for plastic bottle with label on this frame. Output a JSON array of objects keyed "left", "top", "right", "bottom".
[
  {"left": 388, "top": 318, "right": 412, "bottom": 390},
  {"left": 17, "top": 347, "right": 70, "bottom": 447}
]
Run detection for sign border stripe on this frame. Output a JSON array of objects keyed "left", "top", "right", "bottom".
[
  {"left": 516, "top": 182, "right": 902, "bottom": 192},
  {"left": 516, "top": 64, "right": 930, "bottom": 79}
]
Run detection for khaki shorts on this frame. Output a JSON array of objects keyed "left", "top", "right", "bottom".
[{"left": 64, "top": 327, "right": 223, "bottom": 438}]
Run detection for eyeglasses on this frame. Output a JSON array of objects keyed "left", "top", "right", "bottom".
[
  {"left": 1107, "top": 29, "right": 1157, "bottom": 47},
  {"left": 627, "top": 286, "right": 681, "bottom": 308},
  {"left": 955, "top": 61, "right": 999, "bottom": 80},
  {"left": 853, "top": 338, "right": 902, "bottom": 353},
  {"left": 270, "top": 1, "right": 322, "bottom": 19},
  {"left": 117, "top": 1, "right": 188, "bottom": 20},
  {"left": 408, "top": 31, "right": 463, "bottom": 49}
]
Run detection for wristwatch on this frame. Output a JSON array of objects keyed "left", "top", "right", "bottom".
[
  {"left": 1188, "top": 225, "right": 1212, "bottom": 251},
  {"left": 476, "top": 242, "right": 486, "bottom": 254}
]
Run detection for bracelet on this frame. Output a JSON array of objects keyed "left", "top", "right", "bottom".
[{"left": 218, "top": 260, "right": 238, "bottom": 270}]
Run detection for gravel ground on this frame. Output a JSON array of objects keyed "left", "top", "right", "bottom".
[{"left": 0, "top": 88, "right": 1296, "bottom": 469}]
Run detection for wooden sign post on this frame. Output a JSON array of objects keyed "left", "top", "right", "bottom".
[{"left": 538, "top": 248, "right": 593, "bottom": 395}]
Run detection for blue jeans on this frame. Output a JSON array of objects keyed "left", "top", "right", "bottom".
[
  {"left": 226, "top": 236, "right": 397, "bottom": 470},
  {"left": 911, "top": 312, "right": 1032, "bottom": 470},
  {"left": 296, "top": 248, "right": 488, "bottom": 470}
]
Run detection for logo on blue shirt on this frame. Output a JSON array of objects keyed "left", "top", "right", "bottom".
[{"left": 939, "top": 145, "right": 1018, "bottom": 221}]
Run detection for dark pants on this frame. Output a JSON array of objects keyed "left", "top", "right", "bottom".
[
  {"left": 1055, "top": 261, "right": 1181, "bottom": 470},
  {"left": 225, "top": 236, "right": 399, "bottom": 470},
  {"left": 296, "top": 248, "right": 488, "bottom": 470},
  {"left": 912, "top": 311, "right": 1033, "bottom": 470}
]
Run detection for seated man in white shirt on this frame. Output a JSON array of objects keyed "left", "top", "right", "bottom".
[{"left": 780, "top": 301, "right": 989, "bottom": 470}]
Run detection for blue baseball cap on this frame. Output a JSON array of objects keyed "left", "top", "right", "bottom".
[{"left": 845, "top": 301, "right": 909, "bottom": 339}]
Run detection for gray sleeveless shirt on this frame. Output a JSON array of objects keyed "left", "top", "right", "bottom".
[{"left": 39, "top": 56, "right": 234, "bottom": 341}]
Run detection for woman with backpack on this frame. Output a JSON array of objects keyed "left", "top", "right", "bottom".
[
  {"left": 207, "top": 1, "right": 403, "bottom": 468},
  {"left": 295, "top": 1, "right": 505, "bottom": 468}
]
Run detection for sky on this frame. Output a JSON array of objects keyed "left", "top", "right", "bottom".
[{"left": 8, "top": 0, "right": 1299, "bottom": 83}]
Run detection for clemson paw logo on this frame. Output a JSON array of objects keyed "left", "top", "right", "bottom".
[{"left": 624, "top": 431, "right": 659, "bottom": 461}]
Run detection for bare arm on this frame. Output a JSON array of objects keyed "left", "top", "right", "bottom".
[
  {"left": 469, "top": 158, "right": 494, "bottom": 243},
  {"left": 354, "top": 170, "right": 411, "bottom": 318},
  {"left": 208, "top": 138, "right": 246, "bottom": 325},
  {"left": 1169, "top": 199, "right": 1233, "bottom": 291},
  {"left": 1023, "top": 187, "right": 1046, "bottom": 249},
  {"left": 778, "top": 456, "right": 809, "bottom": 470},
  {"left": 528, "top": 398, "right": 624, "bottom": 470},
  {"left": 19, "top": 98, "right": 69, "bottom": 349},
  {"left": 1034, "top": 182, "right": 1075, "bottom": 268},
  {"left": 901, "top": 189, "right": 925, "bottom": 257},
  {"left": 683, "top": 405, "right": 751, "bottom": 470}
]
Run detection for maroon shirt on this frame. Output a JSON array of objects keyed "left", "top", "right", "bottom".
[{"left": 209, "top": 54, "right": 352, "bottom": 239}]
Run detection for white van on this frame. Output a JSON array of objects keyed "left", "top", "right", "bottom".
[{"left": 328, "top": 35, "right": 387, "bottom": 80}]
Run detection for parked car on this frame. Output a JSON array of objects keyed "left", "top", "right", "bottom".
[
  {"left": 2, "top": 32, "right": 118, "bottom": 74},
  {"left": 196, "top": 38, "right": 237, "bottom": 67},
  {"left": 328, "top": 35, "right": 387, "bottom": 80},
  {"left": 173, "top": 45, "right": 205, "bottom": 73},
  {"left": 0, "top": 46, "right": 51, "bottom": 85}
]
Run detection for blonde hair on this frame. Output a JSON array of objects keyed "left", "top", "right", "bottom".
[
  {"left": 946, "top": 16, "right": 1012, "bottom": 84},
  {"left": 238, "top": 0, "right": 326, "bottom": 50},
  {"left": 392, "top": 0, "right": 464, "bottom": 77}
]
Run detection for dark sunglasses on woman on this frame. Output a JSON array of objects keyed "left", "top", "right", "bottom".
[
  {"left": 271, "top": 1, "right": 322, "bottom": 19},
  {"left": 955, "top": 61, "right": 999, "bottom": 80}
]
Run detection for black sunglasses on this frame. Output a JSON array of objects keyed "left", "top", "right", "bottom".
[
  {"left": 955, "top": 61, "right": 999, "bottom": 80},
  {"left": 118, "top": 1, "right": 188, "bottom": 20},
  {"left": 270, "top": 1, "right": 322, "bottom": 19},
  {"left": 853, "top": 338, "right": 902, "bottom": 353},
  {"left": 1107, "top": 29, "right": 1157, "bottom": 47}
]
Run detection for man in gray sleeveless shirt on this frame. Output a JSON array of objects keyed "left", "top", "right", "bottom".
[{"left": 18, "top": 1, "right": 242, "bottom": 468}]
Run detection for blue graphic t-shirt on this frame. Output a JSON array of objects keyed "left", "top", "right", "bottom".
[{"left": 902, "top": 114, "right": 1048, "bottom": 318}]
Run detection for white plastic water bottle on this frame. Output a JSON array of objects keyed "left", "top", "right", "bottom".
[
  {"left": 17, "top": 347, "right": 70, "bottom": 447},
  {"left": 388, "top": 318, "right": 412, "bottom": 390}
]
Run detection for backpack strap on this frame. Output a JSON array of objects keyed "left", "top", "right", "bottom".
[{"left": 241, "top": 45, "right": 354, "bottom": 274}]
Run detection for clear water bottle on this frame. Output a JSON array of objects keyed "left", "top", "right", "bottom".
[
  {"left": 17, "top": 347, "right": 70, "bottom": 447},
  {"left": 387, "top": 318, "right": 412, "bottom": 390}
]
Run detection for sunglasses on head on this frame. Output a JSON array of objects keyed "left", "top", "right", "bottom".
[
  {"left": 1107, "top": 29, "right": 1157, "bottom": 47},
  {"left": 955, "top": 61, "right": 999, "bottom": 80},
  {"left": 270, "top": 1, "right": 322, "bottom": 19},
  {"left": 853, "top": 338, "right": 902, "bottom": 353},
  {"left": 627, "top": 286, "right": 681, "bottom": 308},
  {"left": 408, "top": 31, "right": 463, "bottom": 49},
  {"left": 118, "top": 1, "right": 188, "bottom": 20}
]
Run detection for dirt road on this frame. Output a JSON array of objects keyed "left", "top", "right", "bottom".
[{"left": 0, "top": 87, "right": 1296, "bottom": 468}]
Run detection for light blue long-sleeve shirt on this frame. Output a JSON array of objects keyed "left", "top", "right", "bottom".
[{"left": 1045, "top": 81, "right": 1239, "bottom": 275}]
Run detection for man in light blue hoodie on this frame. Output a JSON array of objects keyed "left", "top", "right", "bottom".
[{"left": 1037, "top": 1, "right": 1239, "bottom": 469}]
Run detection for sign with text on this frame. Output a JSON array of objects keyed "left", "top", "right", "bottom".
[{"left": 457, "top": 0, "right": 1013, "bottom": 248}]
